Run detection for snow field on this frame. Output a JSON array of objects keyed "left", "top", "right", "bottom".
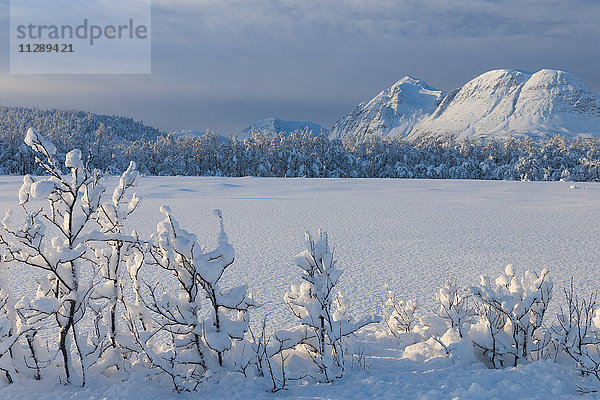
[
  {"left": 1, "top": 175, "right": 600, "bottom": 398},
  {"left": 3, "top": 176, "right": 600, "bottom": 330},
  {"left": 125, "top": 177, "right": 600, "bottom": 331}
]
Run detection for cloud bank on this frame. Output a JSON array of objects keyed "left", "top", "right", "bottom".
[{"left": 0, "top": 0, "right": 599, "bottom": 134}]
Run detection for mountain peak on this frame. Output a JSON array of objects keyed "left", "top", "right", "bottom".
[
  {"left": 329, "top": 76, "right": 443, "bottom": 141},
  {"left": 332, "top": 68, "right": 600, "bottom": 142},
  {"left": 408, "top": 68, "right": 600, "bottom": 140},
  {"left": 526, "top": 69, "right": 586, "bottom": 88},
  {"left": 390, "top": 76, "right": 440, "bottom": 92},
  {"left": 394, "top": 76, "right": 422, "bottom": 85}
]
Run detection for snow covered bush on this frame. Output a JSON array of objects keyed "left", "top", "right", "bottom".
[
  {"left": 86, "top": 161, "right": 141, "bottom": 376},
  {"left": 0, "top": 128, "right": 107, "bottom": 384},
  {"left": 0, "top": 262, "right": 21, "bottom": 384},
  {"left": 281, "top": 231, "right": 379, "bottom": 383},
  {"left": 382, "top": 285, "right": 449, "bottom": 346},
  {"left": 382, "top": 285, "right": 420, "bottom": 336},
  {"left": 468, "top": 265, "right": 552, "bottom": 368},
  {"left": 435, "top": 281, "right": 476, "bottom": 338},
  {"left": 125, "top": 206, "right": 256, "bottom": 392},
  {"left": 0, "top": 129, "right": 144, "bottom": 385},
  {"left": 551, "top": 281, "right": 600, "bottom": 380}
]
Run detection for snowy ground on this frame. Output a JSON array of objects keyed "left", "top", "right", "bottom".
[{"left": 1, "top": 176, "right": 600, "bottom": 399}]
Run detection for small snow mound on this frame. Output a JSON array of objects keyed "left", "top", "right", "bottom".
[
  {"left": 30, "top": 180, "right": 55, "bottom": 199},
  {"left": 25, "top": 127, "right": 57, "bottom": 156},
  {"left": 159, "top": 205, "right": 171, "bottom": 214},
  {"left": 65, "top": 149, "right": 84, "bottom": 169},
  {"left": 569, "top": 184, "right": 588, "bottom": 190}
]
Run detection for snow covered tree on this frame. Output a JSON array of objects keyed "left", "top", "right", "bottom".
[
  {"left": 283, "top": 231, "right": 379, "bottom": 382},
  {"left": 468, "top": 265, "right": 552, "bottom": 368},
  {"left": 126, "top": 206, "right": 256, "bottom": 391},
  {"left": 0, "top": 128, "right": 105, "bottom": 385}
]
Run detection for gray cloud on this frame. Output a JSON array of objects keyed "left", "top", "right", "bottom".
[
  {"left": 0, "top": 0, "right": 599, "bottom": 134},
  {"left": 152, "top": 0, "right": 600, "bottom": 41}
]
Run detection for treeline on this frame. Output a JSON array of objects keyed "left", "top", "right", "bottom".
[
  {"left": 2, "top": 110, "right": 600, "bottom": 180},
  {"left": 125, "top": 133, "right": 600, "bottom": 181}
]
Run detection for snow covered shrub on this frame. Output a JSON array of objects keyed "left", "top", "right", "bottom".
[
  {"left": 551, "top": 281, "right": 600, "bottom": 380},
  {"left": 282, "top": 231, "right": 379, "bottom": 383},
  {"left": 468, "top": 265, "right": 552, "bottom": 368},
  {"left": 435, "top": 281, "right": 476, "bottom": 338},
  {"left": 86, "top": 161, "right": 141, "bottom": 375},
  {"left": 0, "top": 129, "right": 143, "bottom": 385},
  {"left": 382, "top": 285, "right": 448, "bottom": 346},
  {"left": 0, "top": 262, "right": 21, "bottom": 384},
  {"left": 235, "top": 318, "right": 314, "bottom": 392},
  {"left": 0, "top": 128, "right": 107, "bottom": 384},
  {"left": 125, "top": 206, "right": 256, "bottom": 392},
  {"left": 382, "top": 285, "right": 420, "bottom": 336}
]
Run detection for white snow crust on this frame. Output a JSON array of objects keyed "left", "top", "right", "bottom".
[{"left": 2, "top": 176, "right": 600, "bottom": 399}]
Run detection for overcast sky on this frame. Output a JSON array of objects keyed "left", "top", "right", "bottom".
[{"left": 0, "top": 0, "right": 599, "bottom": 135}]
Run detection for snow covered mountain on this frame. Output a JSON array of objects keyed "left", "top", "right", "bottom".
[
  {"left": 331, "top": 69, "right": 600, "bottom": 142},
  {"left": 238, "top": 117, "right": 327, "bottom": 139},
  {"left": 409, "top": 69, "right": 600, "bottom": 141},
  {"left": 328, "top": 76, "right": 443, "bottom": 141}
]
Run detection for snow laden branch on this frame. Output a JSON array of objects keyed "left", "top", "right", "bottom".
[
  {"left": 85, "top": 161, "right": 142, "bottom": 377},
  {"left": 0, "top": 262, "right": 24, "bottom": 384},
  {"left": 435, "top": 281, "right": 476, "bottom": 339},
  {"left": 125, "top": 206, "right": 256, "bottom": 392},
  {"left": 382, "top": 285, "right": 420, "bottom": 337}
]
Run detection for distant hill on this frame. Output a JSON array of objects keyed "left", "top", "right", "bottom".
[
  {"left": 409, "top": 69, "right": 600, "bottom": 141},
  {"left": 0, "top": 106, "right": 164, "bottom": 146}
]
